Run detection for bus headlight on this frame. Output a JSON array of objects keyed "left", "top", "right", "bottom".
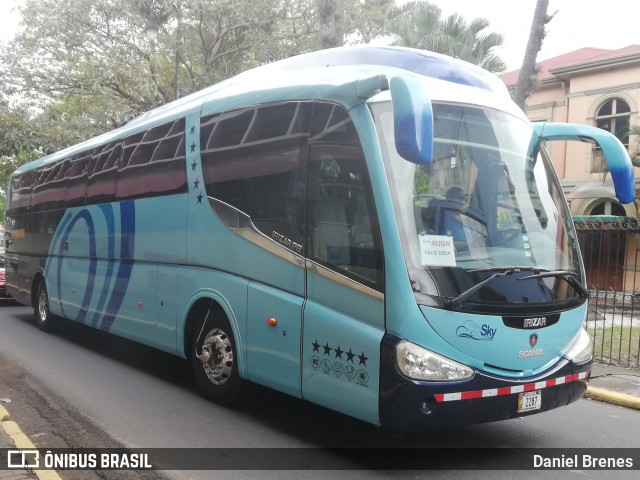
[
  {"left": 396, "top": 340, "right": 473, "bottom": 381},
  {"left": 564, "top": 329, "right": 593, "bottom": 364}
]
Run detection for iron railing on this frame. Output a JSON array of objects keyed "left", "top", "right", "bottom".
[{"left": 575, "top": 216, "right": 640, "bottom": 367}]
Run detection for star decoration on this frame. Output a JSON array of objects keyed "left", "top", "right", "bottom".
[
  {"left": 322, "top": 342, "right": 332, "bottom": 356},
  {"left": 190, "top": 124, "right": 197, "bottom": 134},
  {"left": 312, "top": 340, "right": 320, "bottom": 353},
  {"left": 358, "top": 351, "right": 368, "bottom": 366},
  {"left": 191, "top": 161, "right": 197, "bottom": 171},
  {"left": 197, "top": 193, "right": 203, "bottom": 204},
  {"left": 334, "top": 345, "right": 343, "bottom": 359},
  {"left": 193, "top": 178, "right": 200, "bottom": 189},
  {"left": 346, "top": 348, "right": 355, "bottom": 363},
  {"left": 190, "top": 142, "right": 196, "bottom": 153}
]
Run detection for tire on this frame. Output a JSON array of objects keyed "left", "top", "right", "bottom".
[
  {"left": 190, "top": 307, "right": 244, "bottom": 405},
  {"left": 34, "top": 281, "right": 57, "bottom": 332}
]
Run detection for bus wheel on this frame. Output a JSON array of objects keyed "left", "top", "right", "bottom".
[
  {"left": 190, "top": 312, "right": 243, "bottom": 405},
  {"left": 35, "top": 282, "right": 57, "bottom": 332}
]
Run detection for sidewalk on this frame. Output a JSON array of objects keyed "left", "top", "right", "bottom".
[
  {"left": 0, "top": 405, "right": 61, "bottom": 480},
  {"left": 586, "top": 361, "right": 640, "bottom": 409}
]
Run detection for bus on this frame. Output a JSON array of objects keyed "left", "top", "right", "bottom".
[{"left": 5, "top": 46, "right": 635, "bottom": 432}]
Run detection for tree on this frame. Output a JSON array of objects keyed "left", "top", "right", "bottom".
[
  {"left": 388, "top": 0, "right": 506, "bottom": 73},
  {"left": 0, "top": 0, "right": 323, "bottom": 125},
  {"left": 346, "top": 0, "right": 395, "bottom": 44},
  {"left": 513, "top": 0, "right": 554, "bottom": 110},
  {"left": 317, "top": 0, "right": 346, "bottom": 48},
  {"left": 629, "top": 125, "right": 640, "bottom": 166},
  {"left": 0, "top": 0, "right": 393, "bottom": 128}
]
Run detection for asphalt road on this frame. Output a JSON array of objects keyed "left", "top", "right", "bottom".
[{"left": 1, "top": 303, "right": 640, "bottom": 480}]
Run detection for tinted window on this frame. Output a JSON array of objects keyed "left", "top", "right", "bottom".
[
  {"left": 66, "top": 151, "right": 92, "bottom": 207},
  {"left": 201, "top": 102, "right": 312, "bottom": 254},
  {"left": 117, "top": 118, "right": 187, "bottom": 199},
  {"left": 31, "top": 159, "right": 70, "bottom": 211},
  {"left": 8, "top": 171, "right": 37, "bottom": 214},
  {"left": 308, "top": 104, "right": 383, "bottom": 290},
  {"left": 9, "top": 118, "right": 188, "bottom": 213},
  {"left": 308, "top": 145, "right": 384, "bottom": 290}
]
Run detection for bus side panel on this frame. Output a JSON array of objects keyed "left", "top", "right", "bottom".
[
  {"left": 246, "top": 281, "right": 303, "bottom": 398},
  {"left": 43, "top": 195, "right": 188, "bottom": 353},
  {"left": 302, "top": 271, "right": 383, "bottom": 426}
]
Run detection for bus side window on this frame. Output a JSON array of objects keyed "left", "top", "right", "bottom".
[
  {"left": 201, "top": 102, "right": 312, "bottom": 255},
  {"left": 65, "top": 152, "right": 91, "bottom": 207},
  {"left": 117, "top": 118, "right": 187, "bottom": 200},
  {"left": 308, "top": 105, "right": 384, "bottom": 291}
]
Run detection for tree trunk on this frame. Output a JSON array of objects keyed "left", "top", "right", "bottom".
[
  {"left": 513, "top": 0, "right": 549, "bottom": 110},
  {"left": 318, "top": 0, "right": 346, "bottom": 49}
]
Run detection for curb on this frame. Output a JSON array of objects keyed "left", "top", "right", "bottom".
[
  {"left": 0, "top": 405, "right": 62, "bottom": 480},
  {"left": 585, "top": 386, "right": 640, "bottom": 410}
]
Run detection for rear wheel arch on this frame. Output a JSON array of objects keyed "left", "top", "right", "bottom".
[
  {"left": 182, "top": 292, "right": 247, "bottom": 405},
  {"left": 31, "top": 272, "right": 45, "bottom": 309},
  {"left": 180, "top": 292, "right": 246, "bottom": 376}
]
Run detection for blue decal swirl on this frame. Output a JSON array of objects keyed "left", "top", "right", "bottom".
[
  {"left": 49, "top": 201, "right": 136, "bottom": 332},
  {"left": 99, "top": 200, "right": 136, "bottom": 331},
  {"left": 56, "top": 209, "right": 97, "bottom": 323},
  {"left": 89, "top": 204, "right": 116, "bottom": 327}
]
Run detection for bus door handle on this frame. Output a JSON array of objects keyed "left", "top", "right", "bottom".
[{"left": 64, "top": 241, "right": 69, "bottom": 251}]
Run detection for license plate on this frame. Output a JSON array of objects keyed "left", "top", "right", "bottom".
[{"left": 518, "top": 390, "right": 541, "bottom": 413}]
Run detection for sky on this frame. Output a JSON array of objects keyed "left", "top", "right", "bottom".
[
  {"left": 430, "top": 0, "right": 640, "bottom": 71},
  {"left": 0, "top": 0, "right": 638, "bottom": 71}
]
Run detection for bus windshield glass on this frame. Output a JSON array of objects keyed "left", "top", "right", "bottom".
[{"left": 372, "top": 101, "right": 584, "bottom": 309}]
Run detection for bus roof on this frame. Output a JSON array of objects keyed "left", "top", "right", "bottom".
[
  {"left": 128, "top": 46, "right": 512, "bottom": 126},
  {"left": 13, "top": 46, "right": 519, "bottom": 177}
]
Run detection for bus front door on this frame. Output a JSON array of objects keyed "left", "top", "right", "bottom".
[{"left": 301, "top": 144, "right": 385, "bottom": 426}]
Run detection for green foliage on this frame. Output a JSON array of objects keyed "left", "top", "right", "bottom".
[
  {"left": 0, "top": 0, "right": 513, "bottom": 224},
  {"left": 628, "top": 124, "right": 640, "bottom": 166},
  {"left": 588, "top": 323, "right": 640, "bottom": 367},
  {"left": 388, "top": 0, "right": 506, "bottom": 73},
  {"left": 414, "top": 167, "right": 431, "bottom": 196}
]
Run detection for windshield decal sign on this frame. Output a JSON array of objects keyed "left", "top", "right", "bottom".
[
  {"left": 419, "top": 234, "right": 456, "bottom": 266},
  {"left": 456, "top": 320, "right": 496, "bottom": 340}
]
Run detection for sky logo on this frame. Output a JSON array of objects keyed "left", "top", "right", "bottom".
[{"left": 456, "top": 320, "right": 497, "bottom": 340}]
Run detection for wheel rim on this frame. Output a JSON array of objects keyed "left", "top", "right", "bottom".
[
  {"left": 38, "top": 288, "right": 48, "bottom": 323},
  {"left": 199, "top": 328, "right": 234, "bottom": 385}
]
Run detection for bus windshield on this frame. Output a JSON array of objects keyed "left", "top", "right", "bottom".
[{"left": 372, "top": 101, "right": 584, "bottom": 311}]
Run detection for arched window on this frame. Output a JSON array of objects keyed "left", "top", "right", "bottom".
[
  {"left": 592, "top": 98, "right": 630, "bottom": 173},
  {"left": 589, "top": 200, "right": 627, "bottom": 216}
]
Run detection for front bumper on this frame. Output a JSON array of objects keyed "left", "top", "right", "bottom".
[{"left": 379, "top": 334, "right": 590, "bottom": 432}]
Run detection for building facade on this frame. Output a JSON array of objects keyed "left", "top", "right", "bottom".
[{"left": 502, "top": 45, "right": 640, "bottom": 292}]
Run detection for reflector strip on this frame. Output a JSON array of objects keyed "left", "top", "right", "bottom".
[{"left": 433, "top": 371, "right": 590, "bottom": 403}]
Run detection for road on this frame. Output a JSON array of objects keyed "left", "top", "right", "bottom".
[{"left": 1, "top": 303, "right": 640, "bottom": 480}]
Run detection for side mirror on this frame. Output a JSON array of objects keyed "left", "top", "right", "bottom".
[
  {"left": 533, "top": 122, "right": 635, "bottom": 204},
  {"left": 389, "top": 75, "right": 433, "bottom": 165}
]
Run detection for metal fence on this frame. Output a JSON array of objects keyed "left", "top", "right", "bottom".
[{"left": 575, "top": 216, "right": 640, "bottom": 368}]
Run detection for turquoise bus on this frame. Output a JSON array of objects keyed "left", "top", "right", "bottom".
[{"left": 5, "top": 46, "right": 635, "bottom": 432}]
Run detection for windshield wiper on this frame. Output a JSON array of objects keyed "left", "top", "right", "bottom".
[
  {"left": 517, "top": 270, "right": 590, "bottom": 299},
  {"left": 467, "top": 266, "right": 549, "bottom": 274},
  {"left": 445, "top": 267, "right": 531, "bottom": 310},
  {"left": 445, "top": 267, "right": 588, "bottom": 310}
]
